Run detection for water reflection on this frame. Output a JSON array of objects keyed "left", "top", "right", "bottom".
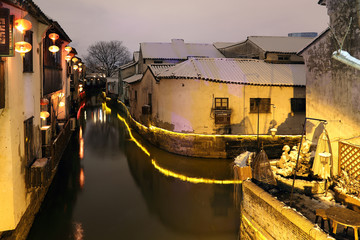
[{"left": 27, "top": 94, "right": 239, "bottom": 240}]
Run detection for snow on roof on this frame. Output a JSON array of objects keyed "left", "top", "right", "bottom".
[
  {"left": 247, "top": 36, "right": 315, "bottom": 53},
  {"left": 157, "top": 58, "right": 306, "bottom": 86},
  {"left": 148, "top": 64, "right": 175, "bottom": 76},
  {"left": 140, "top": 39, "right": 224, "bottom": 60},
  {"left": 123, "top": 74, "right": 142, "bottom": 84},
  {"left": 213, "top": 42, "right": 239, "bottom": 49}
]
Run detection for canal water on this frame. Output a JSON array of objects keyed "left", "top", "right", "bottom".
[{"left": 27, "top": 94, "right": 240, "bottom": 240}]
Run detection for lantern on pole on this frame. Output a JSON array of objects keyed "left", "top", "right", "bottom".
[{"left": 65, "top": 55, "right": 72, "bottom": 62}]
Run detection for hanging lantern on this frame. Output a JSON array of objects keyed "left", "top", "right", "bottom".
[
  {"left": 78, "top": 62, "right": 83, "bottom": 67},
  {"left": 40, "top": 111, "right": 50, "bottom": 120},
  {"left": 65, "top": 46, "right": 72, "bottom": 53},
  {"left": 40, "top": 98, "right": 49, "bottom": 105},
  {"left": 48, "top": 33, "right": 59, "bottom": 44},
  {"left": 49, "top": 45, "right": 59, "bottom": 54},
  {"left": 15, "top": 41, "right": 32, "bottom": 57},
  {"left": 73, "top": 64, "right": 78, "bottom": 70},
  {"left": 78, "top": 67, "right": 82, "bottom": 72},
  {"left": 72, "top": 57, "right": 78, "bottom": 63},
  {"left": 15, "top": 19, "right": 32, "bottom": 33},
  {"left": 65, "top": 55, "right": 72, "bottom": 62}
]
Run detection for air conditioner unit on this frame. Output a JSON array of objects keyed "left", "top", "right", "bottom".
[
  {"left": 142, "top": 105, "right": 151, "bottom": 115},
  {"left": 70, "top": 117, "right": 76, "bottom": 131},
  {"left": 41, "top": 126, "right": 51, "bottom": 145}
]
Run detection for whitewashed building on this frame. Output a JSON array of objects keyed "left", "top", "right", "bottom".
[{"left": 128, "top": 58, "right": 306, "bottom": 135}]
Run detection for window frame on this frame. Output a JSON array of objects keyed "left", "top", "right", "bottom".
[
  {"left": 250, "top": 98, "right": 271, "bottom": 113},
  {"left": 215, "top": 97, "right": 229, "bottom": 110}
]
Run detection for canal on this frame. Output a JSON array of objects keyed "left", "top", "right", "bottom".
[{"left": 27, "top": 93, "right": 240, "bottom": 240}]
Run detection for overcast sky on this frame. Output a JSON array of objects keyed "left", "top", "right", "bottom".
[{"left": 33, "top": 0, "right": 329, "bottom": 58}]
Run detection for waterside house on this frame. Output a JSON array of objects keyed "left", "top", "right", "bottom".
[
  {"left": 128, "top": 58, "right": 306, "bottom": 135},
  {"left": 0, "top": 0, "right": 78, "bottom": 238}
]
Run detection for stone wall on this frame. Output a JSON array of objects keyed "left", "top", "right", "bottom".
[
  {"left": 240, "top": 181, "right": 332, "bottom": 240},
  {"left": 115, "top": 100, "right": 301, "bottom": 159}
]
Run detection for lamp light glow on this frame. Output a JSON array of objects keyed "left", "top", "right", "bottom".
[
  {"left": 40, "top": 111, "right": 50, "bottom": 120},
  {"left": 15, "top": 19, "right": 32, "bottom": 33},
  {"left": 49, "top": 45, "right": 59, "bottom": 53},
  {"left": 49, "top": 33, "right": 59, "bottom": 43},
  {"left": 72, "top": 57, "right": 78, "bottom": 63},
  {"left": 73, "top": 65, "right": 78, "bottom": 70},
  {"left": 65, "top": 55, "right": 72, "bottom": 62},
  {"left": 65, "top": 46, "right": 72, "bottom": 53},
  {"left": 15, "top": 41, "right": 32, "bottom": 57}
]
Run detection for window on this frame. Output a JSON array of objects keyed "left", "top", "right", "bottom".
[
  {"left": 250, "top": 98, "right": 271, "bottom": 113},
  {"left": 214, "top": 98, "right": 230, "bottom": 125},
  {"left": 23, "top": 30, "right": 33, "bottom": 72},
  {"left": 215, "top": 98, "right": 229, "bottom": 110},
  {"left": 291, "top": 98, "right": 305, "bottom": 112},
  {"left": 154, "top": 60, "right": 163, "bottom": 64},
  {"left": 0, "top": 8, "right": 14, "bottom": 57},
  {"left": 24, "top": 117, "right": 35, "bottom": 165},
  {"left": 278, "top": 55, "right": 290, "bottom": 61}
]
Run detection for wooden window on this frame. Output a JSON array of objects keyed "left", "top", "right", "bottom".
[
  {"left": 215, "top": 98, "right": 229, "bottom": 110},
  {"left": 23, "top": 30, "right": 33, "bottom": 72},
  {"left": 0, "top": 59, "right": 4, "bottom": 108},
  {"left": 24, "top": 117, "right": 35, "bottom": 165},
  {"left": 250, "top": 98, "right": 271, "bottom": 113},
  {"left": 291, "top": 98, "right": 305, "bottom": 112}
]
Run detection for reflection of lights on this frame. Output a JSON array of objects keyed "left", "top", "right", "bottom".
[
  {"left": 151, "top": 159, "right": 242, "bottom": 184},
  {"left": 79, "top": 127, "right": 84, "bottom": 159},
  {"left": 59, "top": 101, "right": 65, "bottom": 107},
  {"left": 115, "top": 102, "right": 242, "bottom": 184},
  {"left": 117, "top": 114, "right": 150, "bottom": 156},
  {"left": 84, "top": 111, "right": 87, "bottom": 120},
  {"left": 77, "top": 102, "right": 85, "bottom": 120},
  {"left": 79, "top": 168, "right": 85, "bottom": 189},
  {"left": 79, "top": 138, "right": 84, "bottom": 159},
  {"left": 102, "top": 102, "right": 111, "bottom": 114},
  {"left": 73, "top": 222, "right": 84, "bottom": 240},
  {"left": 99, "top": 108, "right": 103, "bottom": 122}
]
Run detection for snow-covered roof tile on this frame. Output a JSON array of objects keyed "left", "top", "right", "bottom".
[{"left": 158, "top": 58, "right": 305, "bottom": 86}]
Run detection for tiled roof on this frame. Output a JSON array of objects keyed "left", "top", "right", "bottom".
[
  {"left": 157, "top": 58, "right": 305, "bottom": 87},
  {"left": 140, "top": 39, "right": 224, "bottom": 60},
  {"left": 247, "top": 36, "right": 314, "bottom": 53},
  {"left": 123, "top": 74, "right": 142, "bottom": 84}
]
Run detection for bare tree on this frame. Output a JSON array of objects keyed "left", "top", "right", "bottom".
[{"left": 84, "top": 41, "right": 131, "bottom": 77}]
